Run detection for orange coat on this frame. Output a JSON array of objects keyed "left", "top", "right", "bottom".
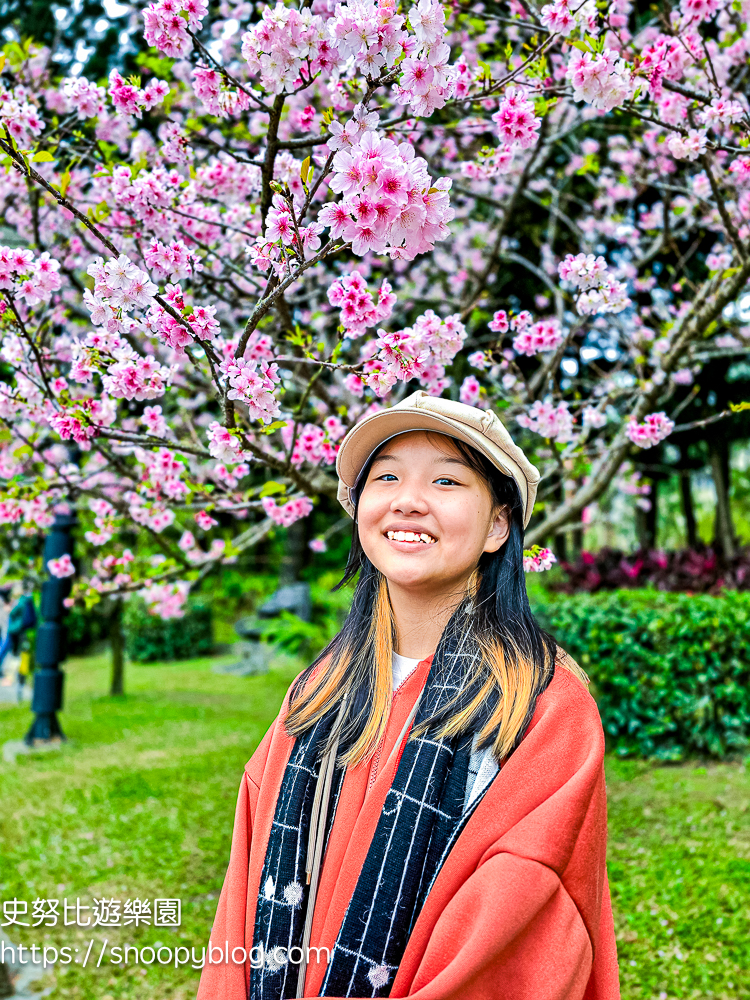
[{"left": 197, "top": 656, "right": 620, "bottom": 1000}]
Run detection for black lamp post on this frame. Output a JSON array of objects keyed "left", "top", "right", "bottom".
[{"left": 24, "top": 511, "right": 76, "bottom": 745}]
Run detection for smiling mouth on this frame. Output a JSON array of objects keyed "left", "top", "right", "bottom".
[{"left": 385, "top": 530, "right": 437, "bottom": 544}]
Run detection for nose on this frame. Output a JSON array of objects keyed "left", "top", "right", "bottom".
[{"left": 390, "top": 481, "right": 429, "bottom": 516}]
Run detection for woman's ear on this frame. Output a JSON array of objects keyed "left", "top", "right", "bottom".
[{"left": 483, "top": 505, "right": 511, "bottom": 553}]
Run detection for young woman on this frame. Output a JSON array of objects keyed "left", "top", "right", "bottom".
[{"left": 197, "top": 390, "right": 620, "bottom": 1000}]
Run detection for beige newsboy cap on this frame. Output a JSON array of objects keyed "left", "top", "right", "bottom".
[{"left": 336, "top": 390, "right": 540, "bottom": 528}]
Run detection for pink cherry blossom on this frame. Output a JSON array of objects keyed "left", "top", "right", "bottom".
[
  {"left": 492, "top": 89, "right": 541, "bottom": 149},
  {"left": 626, "top": 412, "right": 675, "bottom": 448},
  {"left": 262, "top": 495, "right": 314, "bottom": 526},
  {"left": 513, "top": 320, "right": 563, "bottom": 356},
  {"left": 327, "top": 271, "right": 396, "bottom": 336},
  {"left": 523, "top": 547, "right": 557, "bottom": 572},
  {"left": 582, "top": 406, "right": 607, "bottom": 429},
  {"left": 48, "top": 554, "right": 75, "bottom": 578},
  {"left": 195, "top": 509, "right": 218, "bottom": 529},
  {"left": 517, "top": 400, "right": 576, "bottom": 443},
  {"left": 459, "top": 375, "right": 481, "bottom": 405},
  {"left": 488, "top": 310, "right": 509, "bottom": 333},
  {"left": 667, "top": 129, "right": 708, "bottom": 161},
  {"left": 566, "top": 49, "right": 633, "bottom": 112},
  {"left": 142, "top": 581, "right": 191, "bottom": 619}
]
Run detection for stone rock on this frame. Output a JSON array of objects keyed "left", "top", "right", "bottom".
[
  {"left": 212, "top": 640, "right": 275, "bottom": 677},
  {"left": 0, "top": 930, "right": 54, "bottom": 998}
]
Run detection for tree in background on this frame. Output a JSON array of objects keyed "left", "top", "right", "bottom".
[
  {"left": 0, "top": 0, "right": 131, "bottom": 79},
  {"left": 1, "top": 0, "right": 750, "bottom": 616}
]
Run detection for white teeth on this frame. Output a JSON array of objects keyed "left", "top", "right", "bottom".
[{"left": 385, "top": 530, "right": 436, "bottom": 544}]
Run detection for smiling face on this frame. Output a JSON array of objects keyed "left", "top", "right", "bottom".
[{"left": 356, "top": 431, "right": 510, "bottom": 602}]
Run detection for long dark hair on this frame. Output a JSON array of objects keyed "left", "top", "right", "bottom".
[{"left": 285, "top": 432, "right": 583, "bottom": 766}]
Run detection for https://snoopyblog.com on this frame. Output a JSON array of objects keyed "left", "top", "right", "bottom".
[{"left": 0, "top": 939, "right": 330, "bottom": 971}]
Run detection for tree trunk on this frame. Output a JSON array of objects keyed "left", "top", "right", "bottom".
[
  {"left": 110, "top": 598, "right": 125, "bottom": 696},
  {"left": 709, "top": 440, "right": 735, "bottom": 560},
  {"left": 635, "top": 477, "right": 658, "bottom": 551},
  {"left": 278, "top": 518, "right": 307, "bottom": 587},
  {"left": 678, "top": 446, "right": 698, "bottom": 548}
]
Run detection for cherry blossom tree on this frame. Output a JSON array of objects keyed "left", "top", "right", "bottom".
[{"left": 1, "top": 0, "right": 749, "bottom": 616}]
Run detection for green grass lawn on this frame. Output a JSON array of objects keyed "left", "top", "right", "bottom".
[{"left": 0, "top": 651, "right": 748, "bottom": 1000}]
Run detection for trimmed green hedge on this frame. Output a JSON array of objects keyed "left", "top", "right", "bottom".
[
  {"left": 123, "top": 598, "right": 214, "bottom": 663},
  {"left": 65, "top": 602, "right": 111, "bottom": 654},
  {"left": 532, "top": 589, "right": 750, "bottom": 761}
]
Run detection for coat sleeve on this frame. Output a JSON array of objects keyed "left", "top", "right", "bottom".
[{"left": 397, "top": 852, "right": 594, "bottom": 1000}]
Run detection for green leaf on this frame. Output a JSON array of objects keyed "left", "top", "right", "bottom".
[
  {"left": 576, "top": 153, "right": 600, "bottom": 176},
  {"left": 135, "top": 51, "right": 175, "bottom": 77},
  {"left": 130, "top": 154, "right": 148, "bottom": 180},
  {"left": 259, "top": 420, "right": 287, "bottom": 436},
  {"left": 32, "top": 150, "right": 54, "bottom": 162},
  {"left": 259, "top": 480, "right": 287, "bottom": 498},
  {"left": 300, "top": 155, "right": 311, "bottom": 185},
  {"left": 58, "top": 170, "right": 72, "bottom": 197},
  {"left": 98, "top": 141, "right": 119, "bottom": 164}
]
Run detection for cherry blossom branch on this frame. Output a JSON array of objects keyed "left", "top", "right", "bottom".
[
  {"left": 499, "top": 250, "right": 564, "bottom": 321},
  {"left": 298, "top": 151, "right": 334, "bottom": 224},
  {"left": 619, "top": 105, "right": 750, "bottom": 154},
  {"left": 260, "top": 95, "right": 287, "bottom": 232},
  {"left": 167, "top": 204, "right": 258, "bottom": 239},
  {"left": 450, "top": 33, "right": 559, "bottom": 107},
  {"left": 460, "top": 123, "right": 547, "bottom": 319},
  {"left": 93, "top": 427, "right": 212, "bottom": 459},
  {"left": 671, "top": 409, "right": 731, "bottom": 434},
  {"left": 700, "top": 153, "right": 747, "bottom": 262},
  {"left": 186, "top": 28, "right": 269, "bottom": 111},
  {"left": 661, "top": 79, "right": 712, "bottom": 106},
  {"left": 234, "top": 238, "right": 344, "bottom": 359},
  {"left": 275, "top": 113, "right": 413, "bottom": 150}
]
